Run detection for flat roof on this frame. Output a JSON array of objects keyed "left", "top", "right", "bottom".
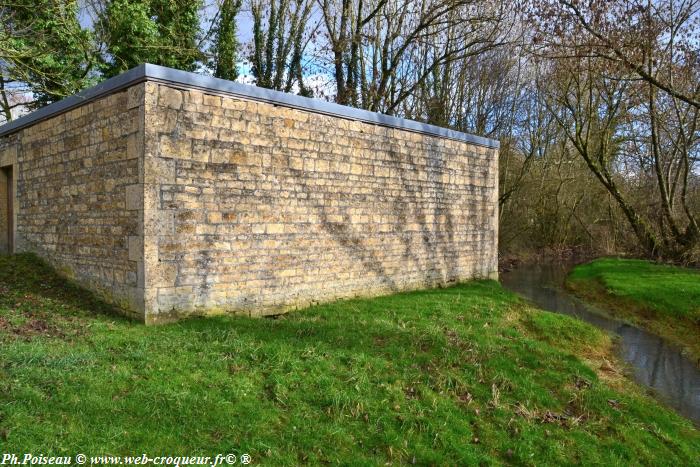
[{"left": 0, "top": 64, "right": 499, "bottom": 149}]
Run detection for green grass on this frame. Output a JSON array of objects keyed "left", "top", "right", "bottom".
[
  {"left": 1, "top": 254, "right": 698, "bottom": 465},
  {"left": 568, "top": 257, "right": 700, "bottom": 361}
]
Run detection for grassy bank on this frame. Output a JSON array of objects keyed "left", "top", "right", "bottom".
[
  {"left": 567, "top": 257, "right": 700, "bottom": 363},
  {"left": 1, "top": 254, "right": 698, "bottom": 465}
]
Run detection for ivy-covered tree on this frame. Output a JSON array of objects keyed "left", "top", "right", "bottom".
[
  {"left": 0, "top": 0, "right": 96, "bottom": 113},
  {"left": 211, "top": 0, "right": 242, "bottom": 81},
  {"left": 98, "top": 0, "right": 204, "bottom": 77},
  {"left": 249, "top": 0, "right": 314, "bottom": 96}
]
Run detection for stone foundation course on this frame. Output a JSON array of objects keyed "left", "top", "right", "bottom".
[{"left": 0, "top": 64, "right": 499, "bottom": 323}]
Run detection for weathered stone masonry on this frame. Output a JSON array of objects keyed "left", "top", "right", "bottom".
[
  {"left": 0, "top": 65, "right": 499, "bottom": 324},
  {"left": 0, "top": 88, "right": 143, "bottom": 316}
]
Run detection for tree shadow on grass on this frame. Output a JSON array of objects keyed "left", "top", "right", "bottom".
[
  {"left": 0, "top": 253, "right": 131, "bottom": 326},
  {"left": 0, "top": 250, "right": 506, "bottom": 358},
  {"left": 169, "top": 280, "right": 510, "bottom": 365}
]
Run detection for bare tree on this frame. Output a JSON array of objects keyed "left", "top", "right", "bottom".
[
  {"left": 318, "top": 0, "right": 508, "bottom": 113},
  {"left": 532, "top": 0, "right": 700, "bottom": 109}
]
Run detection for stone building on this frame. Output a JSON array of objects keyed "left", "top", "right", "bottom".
[{"left": 0, "top": 64, "right": 499, "bottom": 324}]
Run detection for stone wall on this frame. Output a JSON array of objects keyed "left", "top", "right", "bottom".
[
  {"left": 142, "top": 82, "right": 498, "bottom": 322},
  {"left": 0, "top": 87, "right": 144, "bottom": 317}
]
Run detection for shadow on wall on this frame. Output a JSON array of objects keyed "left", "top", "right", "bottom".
[
  {"left": 392, "top": 137, "right": 460, "bottom": 285},
  {"left": 167, "top": 109, "right": 495, "bottom": 312},
  {"left": 285, "top": 133, "right": 475, "bottom": 294},
  {"left": 287, "top": 170, "right": 399, "bottom": 293}
]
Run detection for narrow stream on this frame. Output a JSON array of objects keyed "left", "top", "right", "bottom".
[{"left": 500, "top": 262, "right": 700, "bottom": 426}]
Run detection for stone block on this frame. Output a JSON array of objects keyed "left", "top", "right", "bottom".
[
  {"left": 159, "top": 86, "right": 183, "bottom": 110},
  {"left": 128, "top": 236, "right": 142, "bottom": 262},
  {"left": 125, "top": 184, "right": 142, "bottom": 210}
]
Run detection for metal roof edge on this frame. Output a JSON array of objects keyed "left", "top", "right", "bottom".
[
  {"left": 0, "top": 63, "right": 500, "bottom": 149},
  {"left": 0, "top": 65, "right": 148, "bottom": 138}
]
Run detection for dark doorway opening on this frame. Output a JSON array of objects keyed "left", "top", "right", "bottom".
[{"left": 1, "top": 165, "right": 12, "bottom": 254}]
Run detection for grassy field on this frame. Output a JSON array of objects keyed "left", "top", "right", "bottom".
[
  {"left": 567, "top": 257, "right": 700, "bottom": 363},
  {"left": 0, "top": 254, "right": 698, "bottom": 465}
]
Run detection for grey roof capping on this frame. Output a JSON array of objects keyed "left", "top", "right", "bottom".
[
  {"left": 0, "top": 63, "right": 499, "bottom": 149},
  {"left": 0, "top": 65, "right": 149, "bottom": 138}
]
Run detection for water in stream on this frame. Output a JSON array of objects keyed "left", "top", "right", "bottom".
[{"left": 500, "top": 262, "right": 700, "bottom": 426}]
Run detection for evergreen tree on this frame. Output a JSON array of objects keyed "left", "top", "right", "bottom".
[
  {"left": 98, "top": 0, "right": 203, "bottom": 77},
  {"left": 211, "top": 0, "right": 242, "bottom": 81},
  {"left": 1, "top": 0, "right": 96, "bottom": 109}
]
